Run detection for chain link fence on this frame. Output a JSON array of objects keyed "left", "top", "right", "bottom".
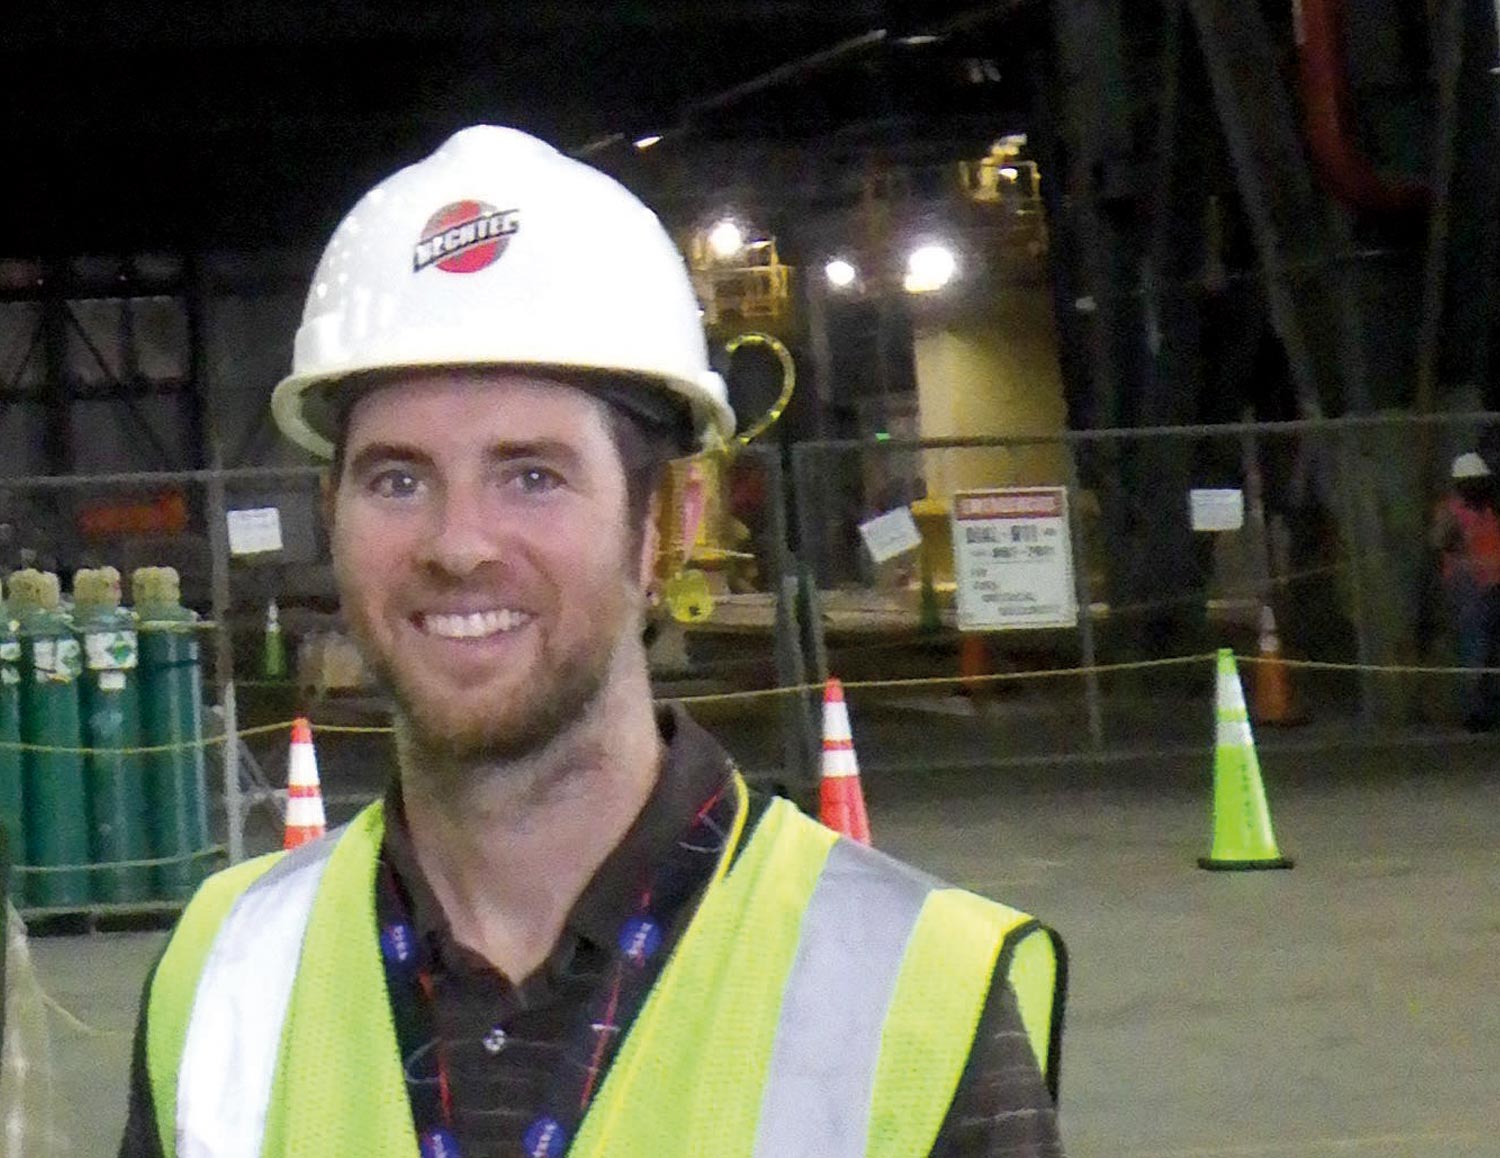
[
  {"left": 3, "top": 413, "right": 1500, "bottom": 911},
  {"left": 790, "top": 412, "right": 1500, "bottom": 777}
]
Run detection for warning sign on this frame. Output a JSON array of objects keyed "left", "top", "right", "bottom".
[{"left": 951, "top": 487, "right": 1078, "bottom": 631}]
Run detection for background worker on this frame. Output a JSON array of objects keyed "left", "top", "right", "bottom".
[
  {"left": 1431, "top": 451, "right": 1500, "bottom": 730},
  {"left": 118, "top": 126, "right": 1066, "bottom": 1158}
]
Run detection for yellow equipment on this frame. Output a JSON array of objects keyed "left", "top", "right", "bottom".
[{"left": 656, "top": 333, "right": 796, "bottom": 622}]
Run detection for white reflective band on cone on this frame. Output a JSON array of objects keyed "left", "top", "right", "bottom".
[
  {"left": 176, "top": 834, "right": 339, "bottom": 1158},
  {"left": 822, "top": 700, "right": 854, "bottom": 744},
  {"left": 1215, "top": 710, "right": 1253, "bottom": 752},
  {"left": 820, "top": 745, "right": 860, "bottom": 779},
  {"left": 1216, "top": 666, "right": 1246, "bottom": 713},
  {"left": 284, "top": 794, "right": 326, "bottom": 828},
  {"left": 287, "top": 745, "right": 319, "bottom": 789}
]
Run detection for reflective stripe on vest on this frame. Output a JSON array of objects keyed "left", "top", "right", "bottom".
[
  {"left": 176, "top": 833, "right": 339, "bottom": 1158},
  {"left": 753, "top": 839, "right": 935, "bottom": 1158}
]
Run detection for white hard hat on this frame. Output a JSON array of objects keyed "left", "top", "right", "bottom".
[
  {"left": 1452, "top": 452, "right": 1491, "bottom": 480},
  {"left": 272, "top": 125, "right": 734, "bottom": 458}
]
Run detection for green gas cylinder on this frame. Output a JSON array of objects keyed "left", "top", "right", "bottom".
[
  {"left": 10, "top": 569, "right": 89, "bottom": 907},
  {"left": 75, "top": 568, "right": 151, "bottom": 903},
  {"left": 132, "top": 568, "right": 210, "bottom": 901},
  {"left": 0, "top": 578, "right": 25, "bottom": 900},
  {"left": 263, "top": 598, "right": 287, "bottom": 680}
]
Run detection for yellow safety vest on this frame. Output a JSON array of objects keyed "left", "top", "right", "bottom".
[{"left": 147, "top": 788, "right": 1063, "bottom": 1157}]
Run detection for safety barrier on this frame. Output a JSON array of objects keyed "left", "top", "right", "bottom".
[{"left": 25, "top": 643, "right": 1500, "bottom": 1046}]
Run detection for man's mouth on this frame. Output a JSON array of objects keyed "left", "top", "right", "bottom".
[{"left": 414, "top": 609, "right": 535, "bottom": 640}]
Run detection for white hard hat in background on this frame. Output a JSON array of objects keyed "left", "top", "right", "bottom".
[
  {"left": 272, "top": 125, "right": 735, "bottom": 458},
  {"left": 1451, "top": 452, "right": 1491, "bottom": 480}
]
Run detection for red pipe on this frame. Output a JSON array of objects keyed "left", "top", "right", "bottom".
[{"left": 1294, "top": 0, "right": 1429, "bottom": 212}]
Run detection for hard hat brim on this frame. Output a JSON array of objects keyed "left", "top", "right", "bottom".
[{"left": 272, "top": 362, "right": 735, "bottom": 461}]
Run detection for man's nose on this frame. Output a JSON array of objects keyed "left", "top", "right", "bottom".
[{"left": 417, "top": 484, "right": 499, "bottom": 578}]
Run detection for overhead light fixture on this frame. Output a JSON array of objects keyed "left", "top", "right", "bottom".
[
  {"left": 999, "top": 166, "right": 1019, "bottom": 181},
  {"left": 707, "top": 219, "right": 745, "bottom": 260},
  {"left": 824, "top": 258, "right": 858, "bottom": 289},
  {"left": 895, "top": 33, "right": 941, "bottom": 46},
  {"left": 903, "top": 243, "right": 958, "bottom": 294},
  {"left": 633, "top": 134, "right": 663, "bottom": 150}
]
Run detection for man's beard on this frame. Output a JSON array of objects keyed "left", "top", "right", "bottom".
[{"left": 367, "top": 615, "right": 629, "bottom": 767}]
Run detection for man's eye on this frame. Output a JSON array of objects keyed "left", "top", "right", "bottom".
[
  {"left": 512, "top": 467, "right": 563, "bottom": 495},
  {"left": 369, "top": 470, "right": 423, "bottom": 499}
]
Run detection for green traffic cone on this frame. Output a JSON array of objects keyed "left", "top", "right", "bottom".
[{"left": 1198, "top": 649, "right": 1294, "bottom": 871}]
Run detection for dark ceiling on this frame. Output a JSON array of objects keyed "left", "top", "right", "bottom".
[{"left": 3, "top": 1, "right": 1041, "bottom": 254}]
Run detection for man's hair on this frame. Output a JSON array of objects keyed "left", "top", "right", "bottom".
[{"left": 328, "top": 381, "right": 686, "bottom": 544}]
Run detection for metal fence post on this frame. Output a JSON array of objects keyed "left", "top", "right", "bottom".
[
  {"left": 786, "top": 444, "right": 834, "bottom": 759},
  {"left": 204, "top": 467, "right": 244, "bottom": 864},
  {"left": 798, "top": 563, "right": 830, "bottom": 686},
  {"left": 1336, "top": 429, "right": 1377, "bottom": 725},
  {"left": 220, "top": 679, "right": 243, "bottom": 864},
  {"left": 1064, "top": 442, "right": 1105, "bottom": 752},
  {"left": 790, "top": 442, "right": 819, "bottom": 590},
  {"left": 1241, "top": 421, "right": 1273, "bottom": 602},
  {"left": 762, "top": 448, "right": 817, "bottom": 789},
  {"left": 774, "top": 572, "right": 814, "bottom": 790}
]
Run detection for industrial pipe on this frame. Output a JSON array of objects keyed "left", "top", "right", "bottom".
[{"left": 1294, "top": 0, "right": 1429, "bottom": 212}]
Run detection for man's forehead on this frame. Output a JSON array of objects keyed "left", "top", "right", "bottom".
[{"left": 342, "top": 371, "right": 609, "bottom": 440}]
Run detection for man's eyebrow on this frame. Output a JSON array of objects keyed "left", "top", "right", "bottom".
[
  {"left": 344, "top": 442, "right": 433, "bottom": 479},
  {"left": 482, "top": 440, "right": 584, "bottom": 470}
]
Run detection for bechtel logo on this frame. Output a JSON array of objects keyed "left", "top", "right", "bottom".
[{"left": 413, "top": 200, "right": 520, "bottom": 273}]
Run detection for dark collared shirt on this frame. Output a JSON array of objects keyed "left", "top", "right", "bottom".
[{"left": 119, "top": 706, "right": 1065, "bottom": 1157}]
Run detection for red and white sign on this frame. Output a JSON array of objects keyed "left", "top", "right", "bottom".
[{"left": 951, "top": 487, "right": 1077, "bottom": 630}]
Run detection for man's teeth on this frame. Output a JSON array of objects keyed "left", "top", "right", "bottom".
[{"left": 421, "top": 610, "right": 528, "bottom": 639}]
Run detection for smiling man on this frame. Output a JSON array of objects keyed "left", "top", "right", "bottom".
[{"left": 119, "top": 126, "right": 1067, "bottom": 1158}]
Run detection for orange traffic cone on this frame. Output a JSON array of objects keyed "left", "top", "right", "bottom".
[
  {"left": 283, "top": 717, "right": 327, "bottom": 850},
  {"left": 1250, "top": 605, "right": 1304, "bottom": 726},
  {"left": 819, "top": 678, "right": 872, "bottom": 845},
  {"left": 959, "top": 634, "right": 989, "bottom": 696}
]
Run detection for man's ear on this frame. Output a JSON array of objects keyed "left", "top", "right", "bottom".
[
  {"left": 638, "top": 488, "right": 663, "bottom": 591},
  {"left": 637, "top": 460, "right": 707, "bottom": 590}
]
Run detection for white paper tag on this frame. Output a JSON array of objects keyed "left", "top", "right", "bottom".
[
  {"left": 34, "top": 637, "right": 82, "bottom": 683},
  {"left": 99, "top": 671, "right": 127, "bottom": 692},
  {"left": 858, "top": 507, "right": 924, "bottom": 565},
  {"left": 227, "top": 507, "right": 284, "bottom": 555},
  {"left": 86, "top": 630, "right": 139, "bottom": 671},
  {"left": 1189, "top": 489, "right": 1245, "bottom": 532}
]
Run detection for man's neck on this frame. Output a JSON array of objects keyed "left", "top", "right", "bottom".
[{"left": 397, "top": 669, "right": 663, "bottom": 981}]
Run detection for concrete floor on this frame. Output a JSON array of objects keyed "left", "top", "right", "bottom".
[{"left": 32, "top": 732, "right": 1500, "bottom": 1158}]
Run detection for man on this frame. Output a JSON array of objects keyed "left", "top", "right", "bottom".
[
  {"left": 120, "top": 126, "right": 1066, "bottom": 1158},
  {"left": 1432, "top": 451, "right": 1500, "bottom": 729}
]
